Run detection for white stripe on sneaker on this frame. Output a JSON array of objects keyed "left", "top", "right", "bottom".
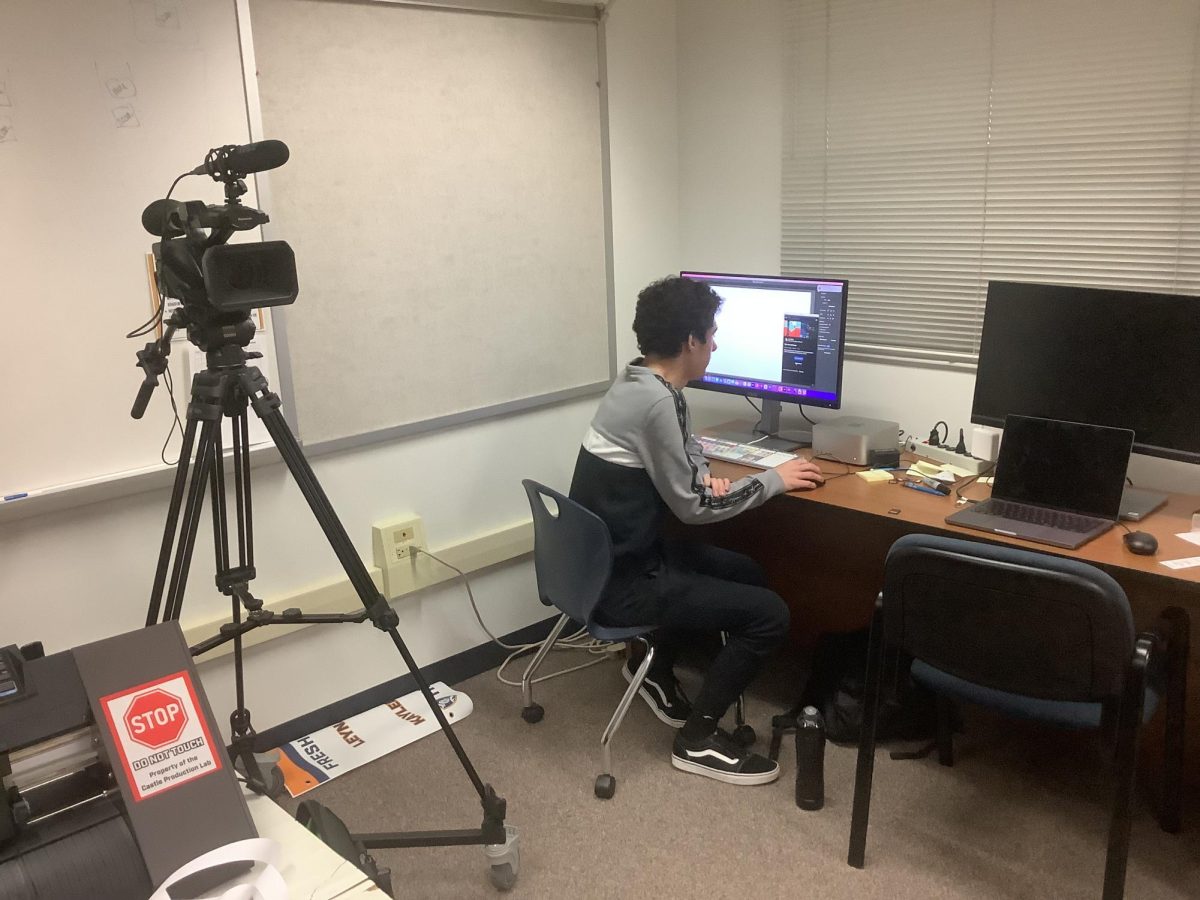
[
  {"left": 621, "top": 665, "right": 686, "bottom": 727},
  {"left": 683, "top": 747, "right": 742, "bottom": 766},
  {"left": 643, "top": 677, "right": 670, "bottom": 706}
]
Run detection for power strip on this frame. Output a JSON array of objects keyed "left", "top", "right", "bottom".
[{"left": 904, "top": 437, "right": 993, "bottom": 475}]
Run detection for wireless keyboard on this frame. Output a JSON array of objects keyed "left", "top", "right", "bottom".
[{"left": 696, "top": 436, "right": 798, "bottom": 469}]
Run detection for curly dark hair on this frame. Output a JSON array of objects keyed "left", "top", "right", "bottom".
[{"left": 632, "top": 276, "right": 722, "bottom": 358}]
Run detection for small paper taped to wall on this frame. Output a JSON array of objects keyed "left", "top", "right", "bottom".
[{"left": 857, "top": 469, "right": 893, "bottom": 483}]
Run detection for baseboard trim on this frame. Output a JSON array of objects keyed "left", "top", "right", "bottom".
[{"left": 250, "top": 614, "right": 564, "bottom": 751}]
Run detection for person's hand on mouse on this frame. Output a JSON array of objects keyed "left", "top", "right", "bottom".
[
  {"left": 703, "top": 474, "right": 732, "bottom": 497},
  {"left": 775, "top": 457, "right": 825, "bottom": 491}
]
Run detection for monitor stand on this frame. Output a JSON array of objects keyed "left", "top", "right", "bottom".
[
  {"left": 709, "top": 399, "right": 811, "bottom": 451},
  {"left": 1119, "top": 485, "right": 1168, "bottom": 522}
]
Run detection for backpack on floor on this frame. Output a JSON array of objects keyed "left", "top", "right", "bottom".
[{"left": 800, "top": 628, "right": 938, "bottom": 745}]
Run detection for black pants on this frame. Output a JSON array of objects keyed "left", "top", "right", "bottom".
[{"left": 598, "top": 541, "right": 790, "bottom": 720}]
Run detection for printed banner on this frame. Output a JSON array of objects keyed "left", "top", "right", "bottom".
[
  {"left": 273, "top": 681, "right": 472, "bottom": 797},
  {"left": 99, "top": 670, "right": 223, "bottom": 802}
]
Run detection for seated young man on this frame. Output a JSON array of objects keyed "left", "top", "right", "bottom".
[{"left": 569, "top": 275, "right": 824, "bottom": 785}]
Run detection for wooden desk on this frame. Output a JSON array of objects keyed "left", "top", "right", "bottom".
[{"left": 690, "top": 449, "right": 1200, "bottom": 784}]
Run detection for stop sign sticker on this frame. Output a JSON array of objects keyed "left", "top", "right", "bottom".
[
  {"left": 124, "top": 689, "right": 188, "bottom": 749},
  {"left": 100, "top": 671, "right": 222, "bottom": 802}
]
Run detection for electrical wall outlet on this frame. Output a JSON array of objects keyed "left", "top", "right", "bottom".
[{"left": 372, "top": 515, "right": 427, "bottom": 567}]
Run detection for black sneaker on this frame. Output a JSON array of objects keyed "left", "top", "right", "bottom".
[
  {"left": 622, "top": 661, "right": 692, "bottom": 727},
  {"left": 671, "top": 728, "right": 780, "bottom": 785}
]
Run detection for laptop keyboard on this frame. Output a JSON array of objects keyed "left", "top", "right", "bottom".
[{"left": 975, "top": 499, "right": 1101, "bottom": 533}]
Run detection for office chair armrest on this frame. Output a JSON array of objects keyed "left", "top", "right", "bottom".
[
  {"left": 1137, "top": 607, "right": 1190, "bottom": 698},
  {"left": 1136, "top": 607, "right": 1189, "bottom": 835}
]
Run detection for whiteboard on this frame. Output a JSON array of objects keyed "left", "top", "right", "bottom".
[
  {"left": 246, "top": 0, "right": 614, "bottom": 450},
  {"left": 0, "top": 0, "right": 279, "bottom": 501},
  {"left": 0, "top": 0, "right": 612, "bottom": 507}
]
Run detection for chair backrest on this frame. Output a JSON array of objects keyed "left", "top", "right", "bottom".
[
  {"left": 883, "top": 534, "right": 1135, "bottom": 701},
  {"left": 521, "top": 479, "right": 614, "bottom": 629}
]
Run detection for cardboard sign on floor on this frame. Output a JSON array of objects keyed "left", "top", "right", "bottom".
[{"left": 273, "top": 682, "right": 472, "bottom": 797}]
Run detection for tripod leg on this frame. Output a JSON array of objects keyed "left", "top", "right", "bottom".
[
  {"left": 240, "top": 370, "right": 496, "bottom": 807},
  {"left": 235, "top": 407, "right": 254, "bottom": 571},
  {"left": 209, "top": 417, "right": 232, "bottom": 576},
  {"left": 151, "top": 369, "right": 229, "bottom": 623},
  {"left": 198, "top": 395, "right": 277, "bottom": 796},
  {"left": 163, "top": 417, "right": 220, "bottom": 623},
  {"left": 149, "top": 370, "right": 226, "bottom": 624},
  {"left": 220, "top": 407, "right": 276, "bottom": 795},
  {"left": 147, "top": 413, "right": 200, "bottom": 626}
]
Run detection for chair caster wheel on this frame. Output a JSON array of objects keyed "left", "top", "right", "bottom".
[
  {"left": 521, "top": 704, "right": 544, "bottom": 723},
  {"left": 732, "top": 724, "right": 756, "bottom": 747},
  {"left": 594, "top": 774, "right": 616, "bottom": 799}
]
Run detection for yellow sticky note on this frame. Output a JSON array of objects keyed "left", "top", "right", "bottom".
[
  {"left": 856, "top": 469, "right": 893, "bottom": 483},
  {"left": 911, "top": 460, "right": 942, "bottom": 477}
]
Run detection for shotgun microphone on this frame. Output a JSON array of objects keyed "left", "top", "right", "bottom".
[{"left": 189, "top": 140, "right": 290, "bottom": 180}]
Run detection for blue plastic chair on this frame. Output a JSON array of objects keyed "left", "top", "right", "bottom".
[
  {"left": 520, "top": 479, "right": 660, "bottom": 799},
  {"left": 847, "top": 534, "right": 1189, "bottom": 900}
]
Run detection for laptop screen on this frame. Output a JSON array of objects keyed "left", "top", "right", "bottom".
[{"left": 992, "top": 415, "right": 1134, "bottom": 519}]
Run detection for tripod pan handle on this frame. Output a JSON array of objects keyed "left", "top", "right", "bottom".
[{"left": 131, "top": 377, "right": 157, "bottom": 419}]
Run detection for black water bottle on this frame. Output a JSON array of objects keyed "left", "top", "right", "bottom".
[{"left": 794, "top": 705, "right": 825, "bottom": 811}]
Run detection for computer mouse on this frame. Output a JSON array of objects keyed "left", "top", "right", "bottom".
[{"left": 1123, "top": 531, "right": 1158, "bottom": 555}]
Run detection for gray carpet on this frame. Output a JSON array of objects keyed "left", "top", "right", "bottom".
[{"left": 282, "top": 652, "right": 1199, "bottom": 899}]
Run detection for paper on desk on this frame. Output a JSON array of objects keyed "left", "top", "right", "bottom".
[
  {"left": 941, "top": 464, "right": 975, "bottom": 479},
  {"left": 905, "top": 466, "right": 956, "bottom": 483},
  {"left": 1161, "top": 556, "right": 1200, "bottom": 570},
  {"left": 1175, "top": 532, "right": 1200, "bottom": 547},
  {"left": 907, "top": 462, "right": 962, "bottom": 481}
]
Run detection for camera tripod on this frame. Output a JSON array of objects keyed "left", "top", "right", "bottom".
[{"left": 135, "top": 322, "right": 520, "bottom": 891}]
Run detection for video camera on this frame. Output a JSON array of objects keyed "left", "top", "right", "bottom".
[
  {"left": 131, "top": 140, "right": 299, "bottom": 419},
  {"left": 141, "top": 139, "right": 298, "bottom": 318}
]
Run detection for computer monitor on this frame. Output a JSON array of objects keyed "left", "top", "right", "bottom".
[
  {"left": 681, "top": 271, "right": 849, "bottom": 448},
  {"left": 972, "top": 281, "right": 1200, "bottom": 517}
]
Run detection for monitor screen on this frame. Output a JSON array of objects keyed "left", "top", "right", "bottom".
[
  {"left": 680, "top": 271, "right": 849, "bottom": 410},
  {"left": 972, "top": 281, "right": 1200, "bottom": 464}
]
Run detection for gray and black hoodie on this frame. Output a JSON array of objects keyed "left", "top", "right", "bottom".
[{"left": 569, "top": 362, "right": 786, "bottom": 584}]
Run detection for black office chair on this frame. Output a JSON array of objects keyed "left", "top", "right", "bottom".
[
  {"left": 847, "top": 534, "right": 1189, "bottom": 900},
  {"left": 519, "top": 479, "right": 662, "bottom": 799}
]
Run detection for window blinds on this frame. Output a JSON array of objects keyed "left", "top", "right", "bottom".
[{"left": 782, "top": 0, "right": 1200, "bottom": 369}]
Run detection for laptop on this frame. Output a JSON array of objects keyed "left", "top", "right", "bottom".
[{"left": 945, "top": 415, "right": 1133, "bottom": 550}]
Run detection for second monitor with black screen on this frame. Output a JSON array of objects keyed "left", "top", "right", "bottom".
[
  {"left": 972, "top": 280, "right": 1200, "bottom": 518},
  {"left": 681, "top": 271, "right": 849, "bottom": 448}
]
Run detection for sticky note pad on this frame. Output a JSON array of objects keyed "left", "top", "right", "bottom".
[
  {"left": 857, "top": 469, "right": 893, "bottom": 483},
  {"left": 911, "top": 461, "right": 942, "bottom": 477}
]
